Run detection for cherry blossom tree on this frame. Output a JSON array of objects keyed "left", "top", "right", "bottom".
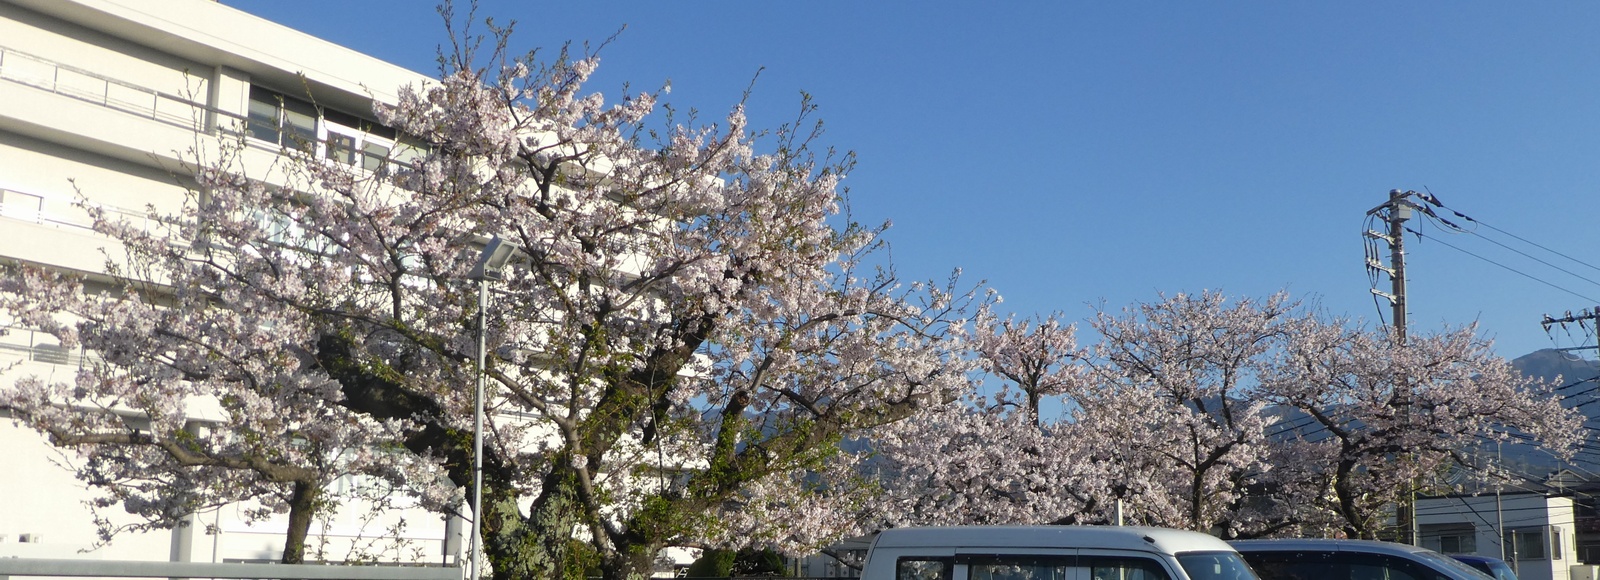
[
  {"left": 1263, "top": 324, "right": 1582, "bottom": 538},
  {"left": 0, "top": 233, "right": 439, "bottom": 563},
  {"left": 871, "top": 396, "right": 1093, "bottom": 529},
  {"left": 873, "top": 293, "right": 1298, "bottom": 535},
  {"left": 873, "top": 291, "right": 1580, "bottom": 541},
  {"left": 1054, "top": 292, "right": 1309, "bottom": 536},
  {"left": 871, "top": 309, "right": 1103, "bottom": 530},
  {"left": 972, "top": 311, "right": 1083, "bottom": 425},
  {"left": 0, "top": 21, "right": 985, "bottom": 580}
]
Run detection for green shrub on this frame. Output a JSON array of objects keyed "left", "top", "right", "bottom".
[{"left": 686, "top": 548, "right": 736, "bottom": 578}]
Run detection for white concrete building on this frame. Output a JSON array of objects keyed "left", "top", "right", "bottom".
[
  {"left": 0, "top": 0, "right": 457, "bottom": 566},
  {"left": 1418, "top": 494, "right": 1579, "bottom": 580}
]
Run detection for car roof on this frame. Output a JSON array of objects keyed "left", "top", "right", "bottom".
[
  {"left": 872, "top": 526, "right": 1237, "bottom": 554},
  {"left": 1450, "top": 556, "right": 1503, "bottom": 564},
  {"left": 1229, "top": 538, "right": 1432, "bottom": 557}
]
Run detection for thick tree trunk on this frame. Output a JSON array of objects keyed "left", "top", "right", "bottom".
[
  {"left": 1190, "top": 471, "right": 1207, "bottom": 532},
  {"left": 484, "top": 462, "right": 586, "bottom": 580},
  {"left": 1331, "top": 457, "right": 1371, "bottom": 539},
  {"left": 281, "top": 480, "right": 322, "bottom": 564},
  {"left": 599, "top": 540, "right": 660, "bottom": 580}
]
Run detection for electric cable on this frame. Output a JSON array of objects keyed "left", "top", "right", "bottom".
[
  {"left": 1405, "top": 225, "right": 1600, "bottom": 304},
  {"left": 1445, "top": 222, "right": 1600, "bottom": 290},
  {"left": 1420, "top": 193, "right": 1600, "bottom": 277}
]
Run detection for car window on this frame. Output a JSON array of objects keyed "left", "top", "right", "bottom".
[
  {"left": 1082, "top": 555, "right": 1172, "bottom": 580},
  {"left": 898, "top": 557, "right": 953, "bottom": 580},
  {"left": 1413, "top": 553, "right": 1489, "bottom": 580},
  {"left": 1177, "top": 551, "right": 1261, "bottom": 580},
  {"left": 1489, "top": 562, "right": 1518, "bottom": 580},
  {"left": 1344, "top": 555, "right": 1420, "bottom": 580},
  {"left": 964, "top": 556, "right": 1075, "bottom": 580},
  {"left": 1342, "top": 553, "right": 1458, "bottom": 580},
  {"left": 1238, "top": 550, "right": 1338, "bottom": 580}
]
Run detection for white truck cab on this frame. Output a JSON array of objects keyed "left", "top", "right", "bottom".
[{"left": 861, "top": 526, "right": 1260, "bottom": 580}]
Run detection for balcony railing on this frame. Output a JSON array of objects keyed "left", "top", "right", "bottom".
[
  {"left": 1, "top": 44, "right": 426, "bottom": 166},
  {"left": 0, "top": 45, "right": 233, "bottom": 131},
  {"left": 0, "top": 325, "right": 97, "bottom": 369},
  {"left": 0, "top": 185, "right": 155, "bottom": 235}
]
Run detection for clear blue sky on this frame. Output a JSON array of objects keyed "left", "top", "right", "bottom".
[{"left": 229, "top": 1, "right": 1600, "bottom": 361}]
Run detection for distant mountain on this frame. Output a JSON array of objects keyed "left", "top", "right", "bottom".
[
  {"left": 1482, "top": 350, "right": 1600, "bottom": 489},
  {"left": 1512, "top": 349, "right": 1600, "bottom": 388}
]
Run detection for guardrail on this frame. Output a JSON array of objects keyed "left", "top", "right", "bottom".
[{"left": 0, "top": 558, "right": 460, "bottom": 580}]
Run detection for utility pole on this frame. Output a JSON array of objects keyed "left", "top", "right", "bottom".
[
  {"left": 1366, "top": 189, "right": 1416, "bottom": 344},
  {"left": 1367, "top": 189, "right": 1419, "bottom": 544},
  {"left": 1496, "top": 442, "right": 1505, "bottom": 561},
  {"left": 1541, "top": 308, "right": 1600, "bottom": 355}
]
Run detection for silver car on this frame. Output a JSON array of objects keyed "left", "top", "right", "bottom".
[{"left": 1230, "top": 539, "right": 1493, "bottom": 580}]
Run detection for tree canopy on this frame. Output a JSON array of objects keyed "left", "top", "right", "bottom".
[
  {"left": 875, "top": 292, "right": 1582, "bottom": 539},
  {"left": 0, "top": 10, "right": 1584, "bottom": 580},
  {"left": 1, "top": 22, "right": 982, "bottom": 580}
]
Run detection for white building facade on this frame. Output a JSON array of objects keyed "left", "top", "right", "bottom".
[
  {"left": 0, "top": 0, "right": 459, "bottom": 566},
  {"left": 1418, "top": 494, "right": 1579, "bottom": 580}
]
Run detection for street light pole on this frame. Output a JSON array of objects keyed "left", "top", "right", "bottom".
[
  {"left": 471, "top": 276, "right": 488, "bottom": 580},
  {"left": 468, "top": 236, "right": 515, "bottom": 580}
]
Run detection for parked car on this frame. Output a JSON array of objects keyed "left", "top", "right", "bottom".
[
  {"left": 862, "top": 526, "right": 1261, "bottom": 580},
  {"left": 1450, "top": 556, "right": 1516, "bottom": 580},
  {"left": 1230, "top": 539, "right": 1492, "bottom": 580}
]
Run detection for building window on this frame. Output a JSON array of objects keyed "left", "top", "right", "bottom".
[
  {"left": 1421, "top": 524, "right": 1477, "bottom": 554},
  {"left": 248, "top": 86, "right": 318, "bottom": 152},
  {"left": 246, "top": 86, "right": 422, "bottom": 172},
  {"left": 1505, "top": 527, "right": 1561, "bottom": 561},
  {"left": 1439, "top": 534, "right": 1475, "bottom": 554}
]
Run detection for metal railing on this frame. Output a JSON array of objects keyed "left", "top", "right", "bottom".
[
  {"left": 0, "top": 558, "right": 460, "bottom": 580},
  {"left": 0, "top": 44, "right": 422, "bottom": 163},
  {"left": 0, "top": 185, "right": 156, "bottom": 235},
  {"left": 0, "top": 45, "right": 242, "bottom": 132},
  {"left": 0, "top": 325, "right": 95, "bottom": 369}
]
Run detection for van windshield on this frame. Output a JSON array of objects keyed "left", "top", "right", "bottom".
[{"left": 1177, "top": 552, "right": 1261, "bottom": 580}]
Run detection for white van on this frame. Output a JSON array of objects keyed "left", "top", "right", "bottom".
[{"left": 861, "top": 526, "right": 1260, "bottom": 580}]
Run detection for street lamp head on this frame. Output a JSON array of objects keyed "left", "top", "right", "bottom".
[{"left": 470, "top": 236, "right": 516, "bottom": 281}]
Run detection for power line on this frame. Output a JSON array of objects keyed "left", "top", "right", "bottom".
[
  {"left": 1404, "top": 225, "right": 1600, "bottom": 304},
  {"left": 1418, "top": 192, "right": 1600, "bottom": 278},
  {"left": 1428, "top": 216, "right": 1600, "bottom": 291}
]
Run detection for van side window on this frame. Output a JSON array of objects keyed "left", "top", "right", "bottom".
[
  {"left": 964, "top": 556, "right": 1074, "bottom": 580},
  {"left": 1083, "top": 556, "right": 1172, "bottom": 580},
  {"left": 898, "top": 558, "right": 953, "bottom": 580}
]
